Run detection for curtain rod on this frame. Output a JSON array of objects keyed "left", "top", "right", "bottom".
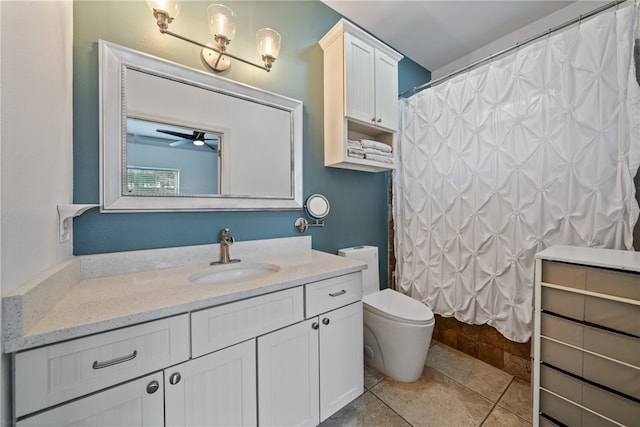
[{"left": 399, "top": 0, "right": 628, "bottom": 98}]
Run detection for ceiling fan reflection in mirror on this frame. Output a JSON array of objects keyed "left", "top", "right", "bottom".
[{"left": 156, "top": 129, "right": 218, "bottom": 150}]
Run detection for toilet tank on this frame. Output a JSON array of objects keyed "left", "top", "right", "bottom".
[{"left": 338, "top": 246, "right": 380, "bottom": 296}]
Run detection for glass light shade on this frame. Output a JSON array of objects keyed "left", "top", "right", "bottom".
[
  {"left": 256, "top": 28, "right": 281, "bottom": 59},
  {"left": 146, "top": 0, "right": 181, "bottom": 19},
  {"left": 207, "top": 4, "right": 237, "bottom": 41}
]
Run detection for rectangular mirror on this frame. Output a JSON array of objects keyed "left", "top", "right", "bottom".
[{"left": 100, "top": 40, "right": 303, "bottom": 211}]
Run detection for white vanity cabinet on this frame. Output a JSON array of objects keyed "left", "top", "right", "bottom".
[
  {"left": 258, "top": 272, "right": 364, "bottom": 425},
  {"left": 16, "top": 371, "right": 165, "bottom": 427},
  {"left": 320, "top": 19, "right": 403, "bottom": 172},
  {"left": 165, "top": 339, "right": 257, "bottom": 426},
  {"left": 14, "top": 314, "right": 190, "bottom": 422},
  {"left": 12, "top": 269, "right": 364, "bottom": 427}
]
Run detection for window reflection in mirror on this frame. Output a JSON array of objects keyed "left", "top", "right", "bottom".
[{"left": 126, "top": 118, "right": 220, "bottom": 196}]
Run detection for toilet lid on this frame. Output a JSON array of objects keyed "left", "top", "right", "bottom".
[{"left": 363, "top": 289, "right": 434, "bottom": 325}]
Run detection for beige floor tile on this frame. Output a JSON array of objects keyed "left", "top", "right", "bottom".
[
  {"left": 497, "top": 378, "right": 532, "bottom": 423},
  {"left": 370, "top": 366, "right": 494, "bottom": 427},
  {"left": 481, "top": 406, "right": 531, "bottom": 427},
  {"left": 320, "top": 391, "right": 410, "bottom": 427},
  {"left": 364, "top": 363, "right": 387, "bottom": 390},
  {"left": 427, "top": 342, "right": 513, "bottom": 402}
]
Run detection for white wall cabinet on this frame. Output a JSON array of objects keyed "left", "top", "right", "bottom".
[
  {"left": 13, "top": 273, "right": 363, "bottom": 426},
  {"left": 320, "top": 19, "right": 403, "bottom": 172},
  {"left": 344, "top": 34, "right": 398, "bottom": 131},
  {"left": 533, "top": 247, "right": 640, "bottom": 427},
  {"left": 258, "top": 273, "right": 364, "bottom": 426}
]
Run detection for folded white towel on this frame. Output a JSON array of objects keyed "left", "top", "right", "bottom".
[
  {"left": 361, "top": 139, "right": 392, "bottom": 153},
  {"left": 363, "top": 147, "right": 392, "bottom": 157},
  {"left": 347, "top": 139, "right": 362, "bottom": 147},
  {"left": 366, "top": 153, "right": 394, "bottom": 164},
  {"left": 347, "top": 149, "right": 365, "bottom": 159}
]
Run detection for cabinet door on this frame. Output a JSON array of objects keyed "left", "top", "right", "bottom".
[
  {"left": 374, "top": 49, "right": 399, "bottom": 131},
  {"left": 319, "top": 301, "right": 364, "bottom": 422},
  {"left": 16, "top": 372, "right": 164, "bottom": 426},
  {"left": 258, "top": 318, "right": 320, "bottom": 427},
  {"left": 344, "top": 33, "right": 376, "bottom": 125},
  {"left": 165, "top": 340, "right": 257, "bottom": 427}
]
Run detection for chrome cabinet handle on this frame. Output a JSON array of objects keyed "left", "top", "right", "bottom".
[
  {"left": 322, "top": 318, "right": 330, "bottom": 325},
  {"left": 92, "top": 350, "right": 137, "bottom": 369},
  {"left": 312, "top": 322, "right": 319, "bottom": 330},
  {"left": 169, "top": 372, "right": 182, "bottom": 385},
  {"left": 377, "top": 118, "right": 382, "bottom": 123},
  {"left": 329, "top": 290, "right": 346, "bottom": 297},
  {"left": 146, "top": 380, "right": 160, "bottom": 394}
]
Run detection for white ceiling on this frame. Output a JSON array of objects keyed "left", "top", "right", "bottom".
[{"left": 321, "top": 1, "right": 580, "bottom": 73}]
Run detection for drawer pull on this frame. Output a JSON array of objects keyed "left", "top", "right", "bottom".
[
  {"left": 92, "top": 350, "right": 137, "bottom": 369},
  {"left": 329, "top": 290, "right": 347, "bottom": 297},
  {"left": 146, "top": 380, "right": 160, "bottom": 394},
  {"left": 169, "top": 372, "right": 182, "bottom": 385}
]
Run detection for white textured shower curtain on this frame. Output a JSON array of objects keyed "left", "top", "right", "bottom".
[{"left": 394, "top": 3, "right": 640, "bottom": 342}]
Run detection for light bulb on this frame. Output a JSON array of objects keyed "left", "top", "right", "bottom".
[
  {"left": 256, "top": 28, "right": 281, "bottom": 59},
  {"left": 146, "top": 0, "right": 181, "bottom": 19},
  {"left": 208, "top": 4, "right": 237, "bottom": 42}
]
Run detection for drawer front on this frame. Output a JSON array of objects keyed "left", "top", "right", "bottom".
[
  {"left": 540, "top": 365, "right": 639, "bottom": 427},
  {"left": 585, "top": 267, "right": 640, "bottom": 300},
  {"left": 583, "top": 324, "right": 639, "bottom": 366},
  {"left": 15, "top": 314, "right": 189, "bottom": 418},
  {"left": 541, "top": 261, "right": 586, "bottom": 289},
  {"left": 191, "top": 287, "right": 303, "bottom": 358},
  {"left": 16, "top": 371, "right": 164, "bottom": 427},
  {"left": 583, "top": 352, "right": 640, "bottom": 400},
  {"left": 541, "top": 287, "right": 585, "bottom": 321},
  {"left": 540, "top": 390, "right": 582, "bottom": 426},
  {"left": 540, "top": 338, "right": 583, "bottom": 377},
  {"left": 305, "top": 272, "right": 362, "bottom": 318},
  {"left": 540, "top": 313, "right": 583, "bottom": 348},
  {"left": 540, "top": 365, "right": 582, "bottom": 404},
  {"left": 584, "top": 296, "right": 640, "bottom": 336}
]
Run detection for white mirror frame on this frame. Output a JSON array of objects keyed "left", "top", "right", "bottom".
[{"left": 99, "top": 40, "right": 303, "bottom": 212}]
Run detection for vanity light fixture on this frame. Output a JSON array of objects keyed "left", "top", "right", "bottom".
[{"left": 146, "top": 0, "right": 281, "bottom": 72}]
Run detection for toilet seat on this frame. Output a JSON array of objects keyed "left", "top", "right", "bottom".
[{"left": 363, "top": 289, "right": 434, "bottom": 326}]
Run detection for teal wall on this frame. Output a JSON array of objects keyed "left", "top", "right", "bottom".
[{"left": 72, "top": 1, "right": 430, "bottom": 288}]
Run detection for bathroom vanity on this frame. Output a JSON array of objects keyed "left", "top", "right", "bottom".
[{"left": 3, "top": 237, "right": 366, "bottom": 426}]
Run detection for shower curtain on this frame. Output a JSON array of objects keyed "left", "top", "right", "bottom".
[{"left": 394, "top": 2, "right": 640, "bottom": 342}]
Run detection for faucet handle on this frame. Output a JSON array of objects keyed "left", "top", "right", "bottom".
[{"left": 221, "top": 227, "right": 230, "bottom": 237}]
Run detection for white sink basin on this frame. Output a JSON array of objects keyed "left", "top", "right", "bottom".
[{"left": 189, "top": 262, "right": 281, "bottom": 285}]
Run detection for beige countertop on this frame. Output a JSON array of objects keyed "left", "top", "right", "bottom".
[{"left": 3, "top": 237, "right": 367, "bottom": 353}]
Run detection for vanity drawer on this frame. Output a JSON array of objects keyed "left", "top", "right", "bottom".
[
  {"left": 191, "top": 287, "right": 303, "bottom": 357},
  {"left": 15, "top": 314, "right": 189, "bottom": 418},
  {"left": 305, "top": 272, "right": 362, "bottom": 318}
]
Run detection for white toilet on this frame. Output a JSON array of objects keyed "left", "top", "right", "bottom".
[{"left": 339, "top": 246, "right": 435, "bottom": 382}]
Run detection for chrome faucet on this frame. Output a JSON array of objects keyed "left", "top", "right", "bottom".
[{"left": 211, "top": 228, "right": 241, "bottom": 265}]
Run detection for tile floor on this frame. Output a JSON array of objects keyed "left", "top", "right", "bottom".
[{"left": 322, "top": 341, "right": 532, "bottom": 427}]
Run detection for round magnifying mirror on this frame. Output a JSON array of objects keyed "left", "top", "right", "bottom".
[{"left": 305, "top": 194, "right": 330, "bottom": 219}]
